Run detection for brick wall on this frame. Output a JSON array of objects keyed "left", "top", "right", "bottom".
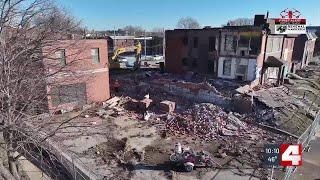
[
  {"left": 43, "top": 39, "right": 110, "bottom": 112},
  {"left": 151, "top": 79, "right": 229, "bottom": 107},
  {"left": 165, "top": 34, "right": 185, "bottom": 74},
  {"left": 165, "top": 29, "right": 220, "bottom": 75}
]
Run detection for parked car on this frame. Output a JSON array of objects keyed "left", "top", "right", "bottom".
[
  {"left": 118, "top": 56, "right": 128, "bottom": 63},
  {"left": 153, "top": 55, "right": 163, "bottom": 61}
]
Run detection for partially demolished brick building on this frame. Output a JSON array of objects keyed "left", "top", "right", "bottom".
[{"left": 165, "top": 15, "right": 301, "bottom": 86}]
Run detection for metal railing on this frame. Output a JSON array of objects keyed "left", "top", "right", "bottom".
[
  {"left": 21, "top": 112, "right": 103, "bottom": 180},
  {"left": 19, "top": 137, "right": 100, "bottom": 180},
  {"left": 43, "top": 139, "right": 100, "bottom": 180}
]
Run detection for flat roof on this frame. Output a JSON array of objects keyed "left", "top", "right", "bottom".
[
  {"left": 167, "top": 27, "right": 220, "bottom": 32},
  {"left": 109, "top": 36, "right": 135, "bottom": 40},
  {"left": 134, "top": 37, "right": 153, "bottom": 40},
  {"left": 166, "top": 25, "right": 263, "bottom": 33}
]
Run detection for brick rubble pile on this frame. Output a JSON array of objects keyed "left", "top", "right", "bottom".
[{"left": 165, "top": 103, "right": 248, "bottom": 139}]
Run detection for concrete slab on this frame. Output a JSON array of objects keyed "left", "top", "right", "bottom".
[{"left": 132, "top": 169, "right": 261, "bottom": 180}]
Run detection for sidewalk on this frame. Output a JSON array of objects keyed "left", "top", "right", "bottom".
[
  {"left": 18, "top": 156, "right": 51, "bottom": 180},
  {"left": 293, "top": 129, "right": 320, "bottom": 180}
]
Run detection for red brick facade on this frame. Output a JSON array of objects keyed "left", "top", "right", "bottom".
[{"left": 42, "top": 39, "right": 110, "bottom": 112}]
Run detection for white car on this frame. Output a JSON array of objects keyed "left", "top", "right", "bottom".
[
  {"left": 153, "top": 55, "right": 163, "bottom": 61},
  {"left": 118, "top": 57, "right": 128, "bottom": 63}
]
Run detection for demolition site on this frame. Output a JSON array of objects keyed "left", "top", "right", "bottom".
[
  {"left": 3, "top": 4, "right": 320, "bottom": 180},
  {"left": 28, "top": 59, "right": 320, "bottom": 179}
]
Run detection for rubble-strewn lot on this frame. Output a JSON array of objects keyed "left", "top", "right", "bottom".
[
  {"left": 33, "top": 60, "right": 320, "bottom": 179},
  {"left": 249, "top": 62, "right": 320, "bottom": 137},
  {"left": 38, "top": 105, "right": 291, "bottom": 179}
]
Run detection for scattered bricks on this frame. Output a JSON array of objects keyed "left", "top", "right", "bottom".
[
  {"left": 106, "top": 96, "right": 120, "bottom": 104},
  {"left": 160, "top": 100, "right": 176, "bottom": 113},
  {"left": 220, "top": 128, "right": 237, "bottom": 136},
  {"left": 232, "top": 94, "right": 252, "bottom": 113},
  {"left": 103, "top": 96, "right": 120, "bottom": 108},
  {"left": 221, "top": 152, "right": 228, "bottom": 158},
  {"left": 82, "top": 103, "right": 95, "bottom": 110},
  {"left": 101, "top": 115, "right": 109, "bottom": 119},
  {"left": 127, "top": 98, "right": 153, "bottom": 112},
  {"left": 127, "top": 99, "right": 140, "bottom": 111},
  {"left": 96, "top": 109, "right": 107, "bottom": 117},
  {"left": 164, "top": 103, "right": 251, "bottom": 140},
  {"left": 139, "top": 98, "right": 153, "bottom": 110}
]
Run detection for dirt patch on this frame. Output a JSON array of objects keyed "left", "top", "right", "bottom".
[
  {"left": 83, "top": 137, "right": 126, "bottom": 164},
  {"left": 144, "top": 145, "right": 170, "bottom": 165},
  {"left": 204, "top": 141, "right": 220, "bottom": 155}
]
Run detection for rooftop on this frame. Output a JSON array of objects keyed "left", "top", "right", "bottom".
[
  {"left": 109, "top": 36, "right": 135, "bottom": 40},
  {"left": 166, "top": 25, "right": 263, "bottom": 33},
  {"left": 134, "top": 37, "right": 153, "bottom": 40}
]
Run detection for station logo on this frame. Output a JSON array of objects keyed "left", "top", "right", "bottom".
[
  {"left": 274, "top": 8, "right": 306, "bottom": 35},
  {"left": 263, "top": 144, "right": 302, "bottom": 167},
  {"left": 280, "top": 144, "right": 302, "bottom": 166}
]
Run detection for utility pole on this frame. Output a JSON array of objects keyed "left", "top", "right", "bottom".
[
  {"left": 113, "top": 26, "right": 116, "bottom": 50},
  {"left": 163, "top": 28, "right": 165, "bottom": 58},
  {"left": 260, "top": 11, "right": 269, "bottom": 84},
  {"left": 144, "top": 30, "right": 147, "bottom": 60}
]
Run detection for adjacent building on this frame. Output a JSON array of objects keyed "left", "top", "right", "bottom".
[
  {"left": 43, "top": 39, "right": 110, "bottom": 113},
  {"left": 165, "top": 15, "right": 300, "bottom": 86},
  {"left": 217, "top": 26, "right": 262, "bottom": 81},
  {"left": 306, "top": 26, "right": 320, "bottom": 57},
  {"left": 165, "top": 28, "right": 220, "bottom": 74},
  {"left": 260, "top": 33, "right": 295, "bottom": 85},
  {"left": 292, "top": 30, "right": 317, "bottom": 70}
]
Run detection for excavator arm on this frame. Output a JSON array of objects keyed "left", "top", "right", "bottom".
[
  {"left": 110, "top": 41, "right": 142, "bottom": 70},
  {"left": 111, "top": 42, "right": 141, "bottom": 61},
  {"left": 111, "top": 47, "right": 127, "bottom": 61}
]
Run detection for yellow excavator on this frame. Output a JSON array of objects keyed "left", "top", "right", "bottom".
[{"left": 110, "top": 41, "right": 142, "bottom": 70}]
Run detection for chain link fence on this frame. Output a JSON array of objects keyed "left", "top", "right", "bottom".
[{"left": 283, "top": 112, "right": 320, "bottom": 180}]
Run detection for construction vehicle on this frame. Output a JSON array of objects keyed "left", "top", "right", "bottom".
[{"left": 109, "top": 41, "right": 142, "bottom": 70}]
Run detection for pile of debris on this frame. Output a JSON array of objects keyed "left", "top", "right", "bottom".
[
  {"left": 165, "top": 103, "right": 248, "bottom": 139},
  {"left": 82, "top": 96, "right": 133, "bottom": 120}
]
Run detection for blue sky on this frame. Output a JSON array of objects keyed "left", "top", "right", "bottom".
[{"left": 56, "top": 0, "right": 320, "bottom": 30}]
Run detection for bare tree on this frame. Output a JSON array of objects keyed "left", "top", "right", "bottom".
[
  {"left": 176, "top": 17, "right": 201, "bottom": 29},
  {"left": 123, "top": 25, "right": 145, "bottom": 36},
  {"left": 226, "top": 18, "right": 254, "bottom": 26},
  {"left": 0, "top": 0, "right": 83, "bottom": 179},
  {"left": 150, "top": 27, "right": 165, "bottom": 37}
]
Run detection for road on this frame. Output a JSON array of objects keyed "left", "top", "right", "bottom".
[{"left": 293, "top": 128, "right": 320, "bottom": 180}]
